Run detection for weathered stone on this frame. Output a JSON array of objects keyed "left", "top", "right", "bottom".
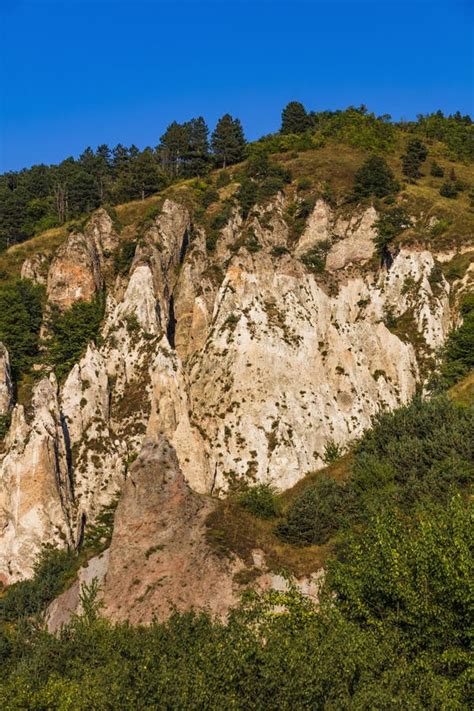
[
  {"left": 0, "top": 375, "right": 73, "bottom": 584},
  {"left": 101, "top": 438, "right": 241, "bottom": 624},
  {"left": 0, "top": 343, "right": 13, "bottom": 417}
]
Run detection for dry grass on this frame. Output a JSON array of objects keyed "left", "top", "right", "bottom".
[
  {"left": 449, "top": 371, "right": 474, "bottom": 407},
  {"left": 0, "top": 226, "right": 68, "bottom": 281}
]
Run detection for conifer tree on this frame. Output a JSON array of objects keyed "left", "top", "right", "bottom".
[
  {"left": 211, "top": 114, "right": 246, "bottom": 168},
  {"left": 280, "top": 101, "right": 309, "bottom": 134}
]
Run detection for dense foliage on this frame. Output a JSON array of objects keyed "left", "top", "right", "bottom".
[
  {"left": 0, "top": 495, "right": 470, "bottom": 709},
  {"left": 0, "top": 279, "right": 44, "bottom": 379},
  {"left": 46, "top": 294, "right": 105, "bottom": 380},
  {"left": 438, "top": 294, "right": 474, "bottom": 387},
  {"left": 238, "top": 484, "right": 278, "bottom": 519},
  {"left": 278, "top": 396, "right": 473, "bottom": 545}
]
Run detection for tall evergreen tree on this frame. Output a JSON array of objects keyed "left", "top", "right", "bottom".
[
  {"left": 210, "top": 114, "right": 246, "bottom": 168},
  {"left": 182, "top": 117, "right": 210, "bottom": 176},
  {"left": 280, "top": 101, "right": 309, "bottom": 134},
  {"left": 159, "top": 122, "right": 189, "bottom": 177},
  {"left": 402, "top": 139, "right": 428, "bottom": 181}
]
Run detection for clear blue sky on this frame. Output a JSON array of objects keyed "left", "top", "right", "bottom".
[{"left": 1, "top": 0, "right": 473, "bottom": 172}]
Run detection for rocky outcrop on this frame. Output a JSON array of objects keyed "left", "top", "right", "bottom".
[
  {"left": 0, "top": 198, "right": 461, "bottom": 586},
  {"left": 101, "top": 438, "right": 241, "bottom": 623},
  {"left": 0, "top": 375, "right": 72, "bottom": 584},
  {"left": 20, "top": 253, "right": 49, "bottom": 285},
  {"left": 47, "top": 208, "right": 117, "bottom": 309},
  {"left": 0, "top": 344, "right": 13, "bottom": 417}
]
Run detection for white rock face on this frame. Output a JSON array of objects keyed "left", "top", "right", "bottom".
[
  {"left": 21, "top": 253, "right": 49, "bottom": 285},
  {"left": 0, "top": 200, "right": 462, "bottom": 583},
  {"left": 0, "top": 375, "right": 72, "bottom": 584},
  {"left": 0, "top": 343, "right": 13, "bottom": 417},
  {"left": 188, "top": 255, "right": 420, "bottom": 492}
]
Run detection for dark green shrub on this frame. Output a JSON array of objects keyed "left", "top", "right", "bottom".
[
  {"left": 201, "top": 188, "right": 219, "bottom": 208},
  {"left": 373, "top": 206, "right": 411, "bottom": 255},
  {"left": 236, "top": 178, "right": 258, "bottom": 217},
  {"left": 402, "top": 138, "right": 428, "bottom": 180},
  {"left": 238, "top": 484, "right": 278, "bottom": 519},
  {"left": 216, "top": 170, "right": 231, "bottom": 188},
  {"left": 0, "top": 545, "right": 77, "bottom": 622},
  {"left": 0, "top": 412, "right": 11, "bottom": 439},
  {"left": 277, "top": 476, "right": 348, "bottom": 545},
  {"left": 113, "top": 240, "right": 136, "bottom": 275},
  {"left": 323, "top": 439, "right": 343, "bottom": 463},
  {"left": 439, "top": 181, "right": 459, "bottom": 198},
  {"left": 353, "top": 156, "right": 399, "bottom": 199},
  {"left": 430, "top": 161, "right": 444, "bottom": 177}
]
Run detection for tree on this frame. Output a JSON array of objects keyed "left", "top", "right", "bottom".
[
  {"left": 159, "top": 121, "right": 189, "bottom": 177},
  {"left": 182, "top": 117, "right": 210, "bottom": 176},
  {"left": 211, "top": 114, "right": 246, "bottom": 168},
  {"left": 353, "top": 156, "right": 399, "bottom": 199},
  {"left": 280, "top": 101, "right": 309, "bottom": 134},
  {"left": 0, "top": 279, "right": 44, "bottom": 378},
  {"left": 401, "top": 138, "right": 428, "bottom": 181}
]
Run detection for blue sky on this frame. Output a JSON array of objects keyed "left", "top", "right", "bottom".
[{"left": 1, "top": 0, "right": 473, "bottom": 171}]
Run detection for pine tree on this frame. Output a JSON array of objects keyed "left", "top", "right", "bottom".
[
  {"left": 401, "top": 139, "right": 428, "bottom": 181},
  {"left": 353, "top": 156, "right": 399, "bottom": 198},
  {"left": 182, "top": 117, "right": 210, "bottom": 176},
  {"left": 159, "top": 122, "right": 189, "bottom": 177},
  {"left": 211, "top": 114, "right": 246, "bottom": 168},
  {"left": 280, "top": 101, "right": 309, "bottom": 134}
]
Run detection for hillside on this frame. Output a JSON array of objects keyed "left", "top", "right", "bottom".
[{"left": 0, "top": 109, "right": 473, "bottom": 707}]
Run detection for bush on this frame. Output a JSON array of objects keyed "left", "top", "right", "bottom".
[
  {"left": 300, "top": 240, "right": 331, "bottom": 273},
  {"left": 350, "top": 396, "right": 473, "bottom": 518},
  {"left": 216, "top": 170, "right": 231, "bottom": 188},
  {"left": 236, "top": 178, "right": 258, "bottom": 218},
  {"left": 430, "top": 161, "right": 444, "bottom": 177},
  {"left": 113, "top": 240, "right": 136, "bottom": 275},
  {"left": 439, "top": 294, "right": 474, "bottom": 385},
  {"left": 439, "top": 181, "right": 459, "bottom": 198},
  {"left": 353, "top": 156, "right": 399, "bottom": 199},
  {"left": 402, "top": 138, "right": 428, "bottom": 181},
  {"left": 200, "top": 188, "right": 219, "bottom": 208},
  {"left": 277, "top": 476, "right": 348, "bottom": 545},
  {"left": 0, "top": 545, "right": 77, "bottom": 622},
  {"left": 238, "top": 484, "right": 278, "bottom": 519},
  {"left": 373, "top": 206, "right": 411, "bottom": 255},
  {"left": 47, "top": 293, "right": 105, "bottom": 380}
]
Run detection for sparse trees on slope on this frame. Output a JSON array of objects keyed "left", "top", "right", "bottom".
[{"left": 211, "top": 114, "right": 246, "bottom": 168}]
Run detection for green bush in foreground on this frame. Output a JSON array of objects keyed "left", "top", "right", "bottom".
[
  {"left": 238, "top": 483, "right": 278, "bottom": 519},
  {"left": 0, "top": 497, "right": 470, "bottom": 709},
  {"left": 276, "top": 476, "right": 348, "bottom": 545}
]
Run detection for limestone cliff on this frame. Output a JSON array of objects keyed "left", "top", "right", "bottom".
[{"left": 0, "top": 189, "right": 470, "bottom": 589}]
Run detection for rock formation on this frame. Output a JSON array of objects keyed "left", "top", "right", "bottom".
[
  {"left": 0, "top": 192, "right": 466, "bottom": 588},
  {"left": 0, "top": 344, "right": 13, "bottom": 416}
]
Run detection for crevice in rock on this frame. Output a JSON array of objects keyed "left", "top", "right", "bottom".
[
  {"left": 167, "top": 294, "right": 176, "bottom": 349},
  {"left": 60, "top": 413, "right": 74, "bottom": 501},
  {"left": 76, "top": 512, "right": 86, "bottom": 550},
  {"left": 179, "top": 228, "right": 190, "bottom": 265}
]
